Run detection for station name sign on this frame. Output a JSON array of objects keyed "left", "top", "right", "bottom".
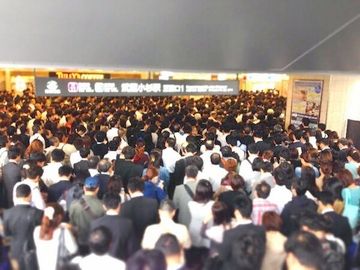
[{"left": 35, "top": 77, "right": 239, "bottom": 97}]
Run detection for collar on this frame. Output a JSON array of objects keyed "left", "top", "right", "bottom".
[
  {"left": 130, "top": 191, "right": 143, "bottom": 198},
  {"left": 233, "top": 219, "right": 252, "bottom": 227},
  {"left": 321, "top": 207, "right": 334, "bottom": 214}
]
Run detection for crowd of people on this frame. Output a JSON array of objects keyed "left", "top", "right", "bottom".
[{"left": 0, "top": 88, "right": 359, "bottom": 270}]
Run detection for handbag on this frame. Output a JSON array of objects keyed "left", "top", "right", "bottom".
[
  {"left": 56, "top": 228, "right": 71, "bottom": 270},
  {"left": 343, "top": 188, "right": 359, "bottom": 230}
]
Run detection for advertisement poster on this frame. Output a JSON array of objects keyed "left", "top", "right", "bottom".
[{"left": 291, "top": 80, "right": 323, "bottom": 128}]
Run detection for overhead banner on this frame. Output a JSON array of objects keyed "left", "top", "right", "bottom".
[
  {"left": 291, "top": 80, "right": 323, "bottom": 128},
  {"left": 35, "top": 77, "right": 239, "bottom": 97}
]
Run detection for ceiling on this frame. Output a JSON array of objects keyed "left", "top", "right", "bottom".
[{"left": 0, "top": 0, "right": 360, "bottom": 73}]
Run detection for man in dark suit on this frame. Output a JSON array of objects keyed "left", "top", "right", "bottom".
[
  {"left": 3, "top": 184, "right": 43, "bottom": 270},
  {"left": 317, "top": 191, "right": 352, "bottom": 248},
  {"left": 91, "top": 131, "right": 108, "bottom": 159},
  {"left": 47, "top": 165, "right": 73, "bottom": 203},
  {"left": 96, "top": 159, "right": 112, "bottom": 199},
  {"left": 74, "top": 147, "right": 91, "bottom": 178},
  {"left": 220, "top": 192, "right": 266, "bottom": 263},
  {"left": 168, "top": 143, "right": 197, "bottom": 199},
  {"left": 3, "top": 146, "right": 22, "bottom": 208},
  {"left": 120, "top": 177, "right": 159, "bottom": 247},
  {"left": 114, "top": 146, "right": 143, "bottom": 191},
  {"left": 91, "top": 193, "right": 137, "bottom": 260}
]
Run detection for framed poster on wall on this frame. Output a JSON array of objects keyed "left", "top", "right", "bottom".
[{"left": 291, "top": 80, "right": 323, "bottom": 128}]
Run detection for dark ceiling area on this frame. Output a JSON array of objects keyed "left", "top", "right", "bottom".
[{"left": 1, "top": 0, "right": 360, "bottom": 73}]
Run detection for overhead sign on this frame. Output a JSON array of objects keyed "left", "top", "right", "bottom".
[
  {"left": 35, "top": 77, "right": 239, "bottom": 96},
  {"left": 48, "top": 72, "right": 111, "bottom": 80}
]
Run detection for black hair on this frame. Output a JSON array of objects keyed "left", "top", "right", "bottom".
[
  {"left": 8, "top": 146, "right": 21, "bottom": 160},
  {"left": 210, "top": 153, "right": 221, "bottom": 165},
  {"left": 194, "top": 180, "right": 213, "bottom": 203},
  {"left": 126, "top": 249, "right": 166, "bottom": 270},
  {"left": 292, "top": 177, "right": 308, "bottom": 196},
  {"left": 185, "top": 165, "right": 198, "bottom": 179},
  {"left": 128, "top": 177, "right": 144, "bottom": 193},
  {"left": 58, "top": 165, "right": 73, "bottom": 177},
  {"left": 255, "top": 181, "right": 271, "bottom": 199},
  {"left": 29, "top": 152, "right": 47, "bottom": 163},
  {"left": 15, "top": 184, "right": 31, "bottom": 198},
  {"left": 317, "top": 191, "right": 335, "bottom": 205},
  {"left": 79, "top": 147, "right": 90, "bottom": 158},
  {"left": 154, "top": 233, "right": 181, "bottom": 257},
  {"left": 26, "top": 165, "right": 44, "bottom": 179},
  {"left": 122, "top": 146, "right": 136, "bottom": 160},
  {"left": 103, "top": 192, "right": 121, "bottom": 209},
  {"left": 89, "top": 226, "right": 112, "bottom": 255},
  {"left": 88, "top": 156, "right": 100, "bottom": 169},
  {"left": 95, "top": 131, "right": 106, "bottom": 143},
  {"left": 233, "top": 192, "right": 252, "bottom": 218},
  {"left": 51, "top": 149, "right": 65, "bottom": 162}
]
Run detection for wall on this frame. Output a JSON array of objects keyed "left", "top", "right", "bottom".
[{"left": 327, "top": 74, "right": 360, "bottom": 137}]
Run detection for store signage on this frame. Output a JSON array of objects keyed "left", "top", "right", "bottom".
[
  {"left": 35, "top": 77, "right": 239, "bottom": 96},
  {"left": 48, "top": 72, "right": 111, "bottom": 80}
]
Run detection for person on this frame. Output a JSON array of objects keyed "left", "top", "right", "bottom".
[
  {"left": 91, "top": 193, "right": 136, "bottom": 260},
  {"left": 126, "top": 249, "right": 167, "bottom": 270},
  {"left": 73, "top": 147, "right": 91, "bottom": 178},
  {"left": 120, "top": 176, "right": 159, "bottom": 248},
  {"left": 96, "top": 159, "right": 112, "bottom": 199},
  {"left": 69, "top": 176, "right": 105, "bottom": 255},
  {"left": 162, "top": 137, "right": 181, "bottom": 173},
  {"left": 284, "top": 231, "right": 324, "bottom": 270},
  {"left": 252, "top": 181, "right": 279, "bottom": 225},
  {"left": 33, "top": 203, "right": 78, "bottom": 270},
  {"left": 42, "top": 149, "right": 65, "bottom": 187},
  {"left": 173, "top": 165, "right": 198, "bottom": 226},
  {"left": 205, "top": 153, "right": 228, "bottom": 192},
  {"left": 142, "top": 199, "right": 191, "bottom": 250},
  {"left": 13, "top": 164, "right": 46, "bottom": 210},
  {"left": 91, "top": 131, "right": 108, "bottom": 159},
  {"left": 317, "top": 191, "right": 352, "bottom": 250},
  {"left": 142, "top": 166, "right": 167, "bottom": 203},
  {"left": 188, "top": 180, "right": 215, "bottom": 248},
  {"left": 281, "top": 177, "right": 317, "bottom": 236},
  {"left": 133, "top": 139, "right": 149, "bottom": 166},
  {"left": 47, "top": 165, "right": 73, "bottom": 203},
  {"left": 2, "top": 146, "right": 22, "bottom": 208},
  {"left": 338, "top": 169, "right": 360, "bottom": 229},
  {"left": 114, "top": 146, "right": 144, "bottom": 192},
  {"left": 155, "top": 233, "right": 186, "bottom": 270},
  {"left": 220, "top": 192, "right": 266, "bottom": 264},
  {"left": 3, "top": 184, "right": 43, "bottom": 270},
  {"left": 261, "top": 211, "right": 287, "bottom": 270},
  {"left": 201, "top": 201, "right": 233, "bottom": 256},
  {"left": 78, "top": 226, "right": 125, "bottom": 270}
]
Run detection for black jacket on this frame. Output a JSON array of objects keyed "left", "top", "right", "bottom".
[{"left": 114, "top": 158, "right": 143, "bottom": 191}]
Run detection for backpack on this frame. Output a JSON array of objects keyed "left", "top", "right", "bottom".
[{"left": 58, "top": 182, "right": 84, "bottom": 213}]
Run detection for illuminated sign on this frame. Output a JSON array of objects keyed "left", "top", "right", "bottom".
[
  {"left": 49, "top": 72, "right": 110, "bottom": 80},
  {"left": 35, "top": 77, "right": 239, "bottom": 96}
]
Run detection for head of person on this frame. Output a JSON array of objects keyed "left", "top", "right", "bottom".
[
  {"left": 299, "top": 212, "right": 330, "bottom": 240},
  {"left": 194, "top": 180, "right": 213, "bottom": 203},
  {"left": 336, "top": 169, "right": 354, "bottom": 188},
  {"left": 79, "top": 147, "right": 90, "bottom": 159},
  {"left": 291, "top": 177, "right": 308, "bottom": 197},
  {"left": 89, "top": 226, "right": 112, "bottom": 255},
  {"left": 229, "top": 174, "right": 245, "bottom": 191},
  {"left": 158, "top": 199, "right": 176, "bottom": 220},
  {"left": 95, "top": 131, "right": 107, "bottom": 143},
  {"left": 316, "top": 191, "right": 335, "bottom": 212},
  {"left": 185, "top": 165, "right": 198, "bottom": 180},
  {"left": 88, "top": 156, "right": 100, "bottom": 170},
  {"left": 26, "top": 164, "right": 43, "bottom": 182},
  {"left": 204, "top": 140, "right": 215, "bottom": 151},
  {"left": 255, "top": 181, "right": 271, "bottom": 199},
  {"left": 29, "top": 152, "right": 47, "bottom": 167},
  {"left": 58, "top": 165, "right": 73, "bottom": 180},
  {"left": 103, "top": 192, "right": 121, "bottom": 212},
  {"left": 128, "top": 176, "right": 144, "bottom": 195},
  {"left": 233, "top": 192, "right": 252, "bottom": 220},
  {"left": 83, "top": 176, "right": 100, "bottom": 195},
  {"left": 285, "top": 231, "right": 324, "bottom": 270},
  {"left": 26, "top": 139, "right": 44, "bottom": 155},
  {"left": 51, "top": 149, "right": 65, "bottom": 163},
  {"left": 98, "top": 159, "right": 112, "bottom": 173},
  {"left": 15, "top": 184, "right": 32, "bottom": 203},
  {"left": 122, "top": 146, "right": 136, "bottom": 160},
  {"left": 106, "top": 175, "right": 124, "bottom": 195},
  {"left": 154, "top": 233, "right": 182, "bottom": 267},
  {"left": 108, "top": 140, "right": 119, "bottom": 152},
  {"left": 212, "top": 201, "right": 231, "bottom": 225},
  {"left": 40, "top": 203, "right": 64, "bottom": 240},
  {"left": 322, "top": 177, "right": 343, "bottom": 201},
  {"left": 165, "top": 137, "right": 176, "bottom": 149},
  {"left": 227, "top": 228, "right": 266, "bottom": 270},
  {"left": 126, "top": 249, "right": 166, "bottom": 270},
  {"left": 262, "top": 211, "right": 283, "bottom": 232},
  {"left": 210, "top": 152, "right": 221, "bottom": 165},
  {"left": 7, "top": 146, "right": 21, "bottom": 161},
  {"left": 273, "top": 162, "right": 294, "bottom": 186}
]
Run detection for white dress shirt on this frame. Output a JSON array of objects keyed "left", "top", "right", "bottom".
[
  {"left": 106, "top": 127, "right": 119, "bottom": 142},
  {"left": 13, "top": 179, "right": 45, "bottom": 210},
  {"left": 70, "top": 150, "right": 81, "bottom": 167},
  {"left": 78, "top": 254, "right": 125, "bottom": 270},
  {"left": 162, "top": 147, "right": 181, "bottom": 173},
  {"left": 42, "top": 162, "right": 63, "bottom": 187},
  {"left": 205, "top": 165, "right": 228, "bottom": 191},
  {"left": 267, "top": 185, "right": 293, "bottom": 213}
]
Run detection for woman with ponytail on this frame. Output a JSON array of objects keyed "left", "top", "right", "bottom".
[{"left": 33, "top": 203, "right": 78, "bottom": 270}]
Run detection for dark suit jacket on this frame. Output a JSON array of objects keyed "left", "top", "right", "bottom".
[
  {"left": 91, "top": 143, "right": 108, "bottom": 159},
  {"left": 47, "top": 180, "right": 73, "bottom": 203},
  {"left": 220, "top": 223, "right": 266, "bottom": 261},
  {"left": 3, "top": 205, "right": 43, "bottom": 265},
  {"left": 120, "top": 196, "right": 159, "bottom": 247},
  {"left": 114, "top": 158, "right": 143, "bottom": 191},
  {"left": 3, "top": 161, "right": 22, "bottom": 208},
  {"left": 97, "top": 173, "right": 110, "bottom": 199},
  {"left": 74, "top": 160, "right": 90, "bottom": 177},
  {"left": 91, "top": 215, "right": 137, "bottom": 260},
  {"left": 323, "top": 211, "right": 352, "bottom": 247}
]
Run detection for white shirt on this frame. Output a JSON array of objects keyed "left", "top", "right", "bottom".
[
  {"left": 89, "top": 169, "right": 99, "bottom": 177},
  {"left": 232, "top": 146, "right": 246, "bottom": 161},
  {"left": 13, "top": 179, "right": 45, "bottom": 210},
  {"left": 0, "top": 147, "right": 8, "bottom": 167},
  {"left": 34, "top": 226, "right": 78, "bottom": 270},
  {"left": 200, "top": 150, "right": 221, "bottom": 171},
  {"left": 267, "top": 185, "right": 293, "bottom": 213},
  {"left": 162, "top": 147, "right": 181, "bottom": 173},
  {"left": 142, "top": 218, "right": 191, "bottom": 249},
  {"left": 70, "top": 150, "right": 82, "bottom": 167},
  {"left": 239, "top": 155, "right": 257, "bottom": 183},
  {"left": 42, "top": 162, "right": 63, "bottom": 187},
  {"left": 104, "top": 151, "right": 118, "bottom": 162},
  {"left": 107, "top": 127, "right": 119, "bottom": 142},
  {"left": 204, "top": 165, "right": 228, "bottom": 191},
  {"left": 29, "top": 133, "right": 46, "bottom": 147},
  {"left": 79, "top": 254, "right": 125, "bottom": 270}
]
